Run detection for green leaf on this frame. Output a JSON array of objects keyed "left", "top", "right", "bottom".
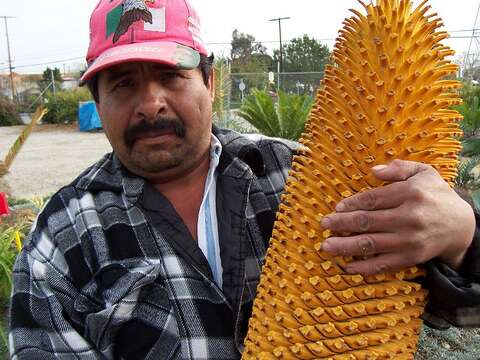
[
  {"left": 461, "top": 138, "right": 480, "bottom": 157},
  {"left": 456, "top": 156, "right": 480, "bottom": 190},
  {"left": 238, "top": 90, "right": 279, "bottom": 137},
  {"left": 238, "top": 89, "right": 313, "bottom": 140},
  {"left": 471, "top": 190, "right": 480, "bottom": 212}
]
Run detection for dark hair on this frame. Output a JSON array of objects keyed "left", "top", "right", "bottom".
[{"left": 85, "top": 53, "right": 215, "bottom": 103}]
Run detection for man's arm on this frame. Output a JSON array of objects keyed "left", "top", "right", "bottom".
[
  {"left": 9, "top": 228, "right": 102, "bottom": 359},
  {"left": 319, "top": 159, "right": 479, "bottom": 326}
]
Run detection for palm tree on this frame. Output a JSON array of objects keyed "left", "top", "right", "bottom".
[{"left": 238, "top": 89, "right": 313, "bottom": 141}]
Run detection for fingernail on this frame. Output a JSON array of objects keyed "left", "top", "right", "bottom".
[
  {"left": 372, "top": 165, "right": 388, "bottom": 172},
  {"left": 335, "top": 202, "right": 346, "bottom": 212},
  {"left": 321, "top": 216, "right": 331, "bottom": 228},
  {"left": 321, "top": 241, "right": 333, "bottom": 252}
]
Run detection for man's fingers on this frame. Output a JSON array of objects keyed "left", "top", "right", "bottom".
[
  {"left": 345, "top": 253, "right": 417, "bottom": 276},
  {"left": 335, "top": 181, "right": 406, "bottom": 212},
  {"left": 322, "top": 233, "right": 402, "bottom": 257},
  {"left": 371, "top": 159, "right": 431, "bottom": 182},
  {"left": 335, "top": 160, "right": 435, "bottom": 213},
  {"left": 321, "top": 209, "right": 399, "bottom": 233}
]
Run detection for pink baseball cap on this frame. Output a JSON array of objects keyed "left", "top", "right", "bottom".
[{"left": 80, "top": 0, "right": 207, "bottom": 85}]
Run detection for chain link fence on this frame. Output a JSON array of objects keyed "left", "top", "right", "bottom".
[{"left": 228, "top": 71, "right": 324, "bottom": 109}]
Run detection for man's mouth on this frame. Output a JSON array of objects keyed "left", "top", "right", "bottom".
[
  {"left": 134, "top": 130, "right": 179, "bottom": 145},
  {"left": 136, "top": 129, "right": 177, "bottom": 139}
]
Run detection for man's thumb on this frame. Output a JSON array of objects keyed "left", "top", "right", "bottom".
[{"left": 372, "top": 159, "right": 429, "bottom": 182}]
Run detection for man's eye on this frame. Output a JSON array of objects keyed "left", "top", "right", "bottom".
[
  {"left": 160, "top": 73, "right": 181, "bottom": 81},
  {"left": 114, "top": 79, "right": 133, "bottom": 89}
]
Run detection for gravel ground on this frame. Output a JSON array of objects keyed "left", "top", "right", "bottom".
[{"left": 0, "top": 124, "right": 111, "bottom": 199}]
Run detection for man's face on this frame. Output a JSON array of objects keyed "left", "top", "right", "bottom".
[{"left": 96, "top": 61, "right": 213, "bottom": 182}]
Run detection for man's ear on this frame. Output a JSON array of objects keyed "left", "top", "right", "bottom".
[{"left": 208, "top": 69, "right": 215, "bottom": 102}]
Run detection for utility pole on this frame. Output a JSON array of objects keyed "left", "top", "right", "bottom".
[
  {"left": 269, "top": 17, "right": 290, "bottom": 91},
  {"left": 464, "top": 2, "right": 480, "bottom": 80},
  {"left": 1, "top": 16, "right": 16, "bottom": 101},
  {"left": 50, "top": 68, "right": 56, "bottom": 98}
]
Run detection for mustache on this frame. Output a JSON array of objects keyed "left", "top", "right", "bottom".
[{"left": 125, "top": 117, "right": 186, "bottom": 147}]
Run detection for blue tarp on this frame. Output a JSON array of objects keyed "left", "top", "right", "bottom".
[{"left": 78, "top": 101, "right": 102, "bottom": 132}]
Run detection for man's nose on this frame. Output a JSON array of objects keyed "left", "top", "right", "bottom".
[{"left": 134, "top": 81, "right": 168, "bottom": 120}]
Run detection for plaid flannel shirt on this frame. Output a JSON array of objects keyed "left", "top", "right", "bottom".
[{"left": 9, "top": 128, "right": 480, "bottom": 359}]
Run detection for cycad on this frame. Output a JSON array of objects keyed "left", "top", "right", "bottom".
[
  {"left": 456, "top": 156, "right": 480, "bottom": 192},
  {"left": 238, "top": 89, "right": 314, "bottom": 141},
  {"left": 243, "top": 0, "right": 462, "bottom": 358},
  {"left": 455, "top": 94, "right": 480, "bottom": 156}
]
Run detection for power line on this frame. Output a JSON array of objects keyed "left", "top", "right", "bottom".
[
  {"left": 3, "top": 29, "right": 480, "bottom": 73},
  {"left": 8, "top": 48, "right": 87, "bottom": 64},
  {"left": 449, "top": 28, "right": 480, "bottom": 33},
  {"left": 0, "top": 56, "right": 84, "bottom": 71}
]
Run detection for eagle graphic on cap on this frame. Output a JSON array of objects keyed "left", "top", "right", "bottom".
[{"left": 112, "top": 0, "right": 155, "bottom": 43}]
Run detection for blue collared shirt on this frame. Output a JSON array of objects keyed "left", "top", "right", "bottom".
[{"left": 197, "top": 135, "right": 223, "bottom": 288}]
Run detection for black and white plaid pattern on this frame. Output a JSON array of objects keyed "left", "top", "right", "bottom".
[{"left": 9, "top": 128, "right": 480, "bottom": 359}]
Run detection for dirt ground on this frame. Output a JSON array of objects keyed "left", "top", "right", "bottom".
[{"left": 0, "top": 124, "right": 111, "bottom": 199}]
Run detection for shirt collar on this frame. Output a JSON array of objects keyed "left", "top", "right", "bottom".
[{"left": 210, "top": 134, "right": 223, "bottom": 169}]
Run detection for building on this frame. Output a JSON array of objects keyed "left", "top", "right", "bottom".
[{"left": 0, "top": 72, "right": 42, "bottom": 101}]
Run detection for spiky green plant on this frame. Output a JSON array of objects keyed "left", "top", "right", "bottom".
[
  {"left": 0, "top": 221, "right": 29, "bottom": 354},
  {"left": 0, "top": 225, "right": 25, "bottom": 300},
  {"left": 456, "top": 156, "right": 480, "bottom": 191},
  {"left": 453, "top": 84, "right": 480, "bottom": 156},
  {"left": 457, "top": 96, "right": 480, "bottom": 138},
  {"left": 238, "top": 89, "right": 313, "bottom": 141}
]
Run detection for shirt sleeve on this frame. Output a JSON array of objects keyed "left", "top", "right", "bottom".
[
  {"left": 9, "top": 226, "right": 103, "bottom": 359},
  {"left": 424, "top": 212, "right": 480, "bottom": 328}
]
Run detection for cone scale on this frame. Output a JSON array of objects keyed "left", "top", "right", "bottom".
[{"left": 242, "top": 0, "right": 462, "bottom": 359}]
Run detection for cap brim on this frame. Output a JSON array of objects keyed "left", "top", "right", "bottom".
[{"left": 79, "top": 41, "right": 200, "bottom": 85}]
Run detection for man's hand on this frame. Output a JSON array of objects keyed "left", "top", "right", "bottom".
[{"left": 320, "top": 159, "right": 476, "bottom": 275}]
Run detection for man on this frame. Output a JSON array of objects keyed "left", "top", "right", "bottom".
[{"left": 9, "top": 0, "right": 480, "bottom": 359}]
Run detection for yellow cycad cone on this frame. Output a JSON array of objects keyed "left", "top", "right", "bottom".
[{"left": 242, "top": 0, "right": 462, "bottom": 359}]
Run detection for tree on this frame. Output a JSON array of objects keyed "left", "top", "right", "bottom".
[
  {"left": 272, "top": 35, "right": 330, "bottom": 94},
  {"left": 38, "top": 67, "right": 63, "bottom": 91},
  {"left": 230, "top": 30, "right": 272, "bottom": 73},
  {"left": 273, "top": 34, "right": 330, "bottom": 73}
]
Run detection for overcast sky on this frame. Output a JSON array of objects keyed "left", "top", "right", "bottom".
[{"left": 0, "top": 0, "right": 479, "bottom": 74}]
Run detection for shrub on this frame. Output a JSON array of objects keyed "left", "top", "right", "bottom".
[
  {"left": 0, "top": 225, "right": 22, "bottom": 300},
  {"left": 0, "top": 222, "right": 27, "bottom": 356},
  {"left": 42, "top": 87, "right": 92, "bottom": 124},
  {"left": 0, "top": 96, "right": 21, "bottom": 126},
  {"left": 238, "top": 89, "right": 313, "bottom": 140}
]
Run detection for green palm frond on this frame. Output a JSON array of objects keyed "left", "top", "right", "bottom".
[
  {"left": 277, "top": 91, "right": 314, "bottom": 140},
  {"left": 454, "top": 96, "right": 480, "bottom": 138},
  {"left": 455, "top": 156, "right": 480, "bottom": 191},
  {"left": 238, "top": 90, "right": 313, "bottom": 140},
  {"left": 238, "top": 89, "right": 279, "bottom": 137},
  {"left": 461, "top": 138, "right": 480, "bottom": 157}
]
